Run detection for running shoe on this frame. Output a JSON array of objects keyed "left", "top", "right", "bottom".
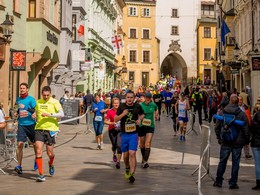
[
  {"left": 129, "top": 174, "right": 135, "bottom": 183},
  {"left": 113, "top": 154, "right": 117, "bottom": 162},
  {"left": 182, "top": 136, "right": 186, "bottom": 142},
  {"left": 179, "top": 135, "right": 183, "bottom": 142},
  {"left": 124, "top": 168, "right": 130, "bottom": 179},
  {"left": 142, "top": 162, "right": 149, "bottom": 169},
  {"left": 34, "top": 160, "right": 38, "bottom": 171},
  {"left": 49, "top": 164, "right": 55, "bottom": 176},
  {"left": 115, "top": 162, "right": 120, "bottom": 169},
  {"left": 36, "top": 175, "right": 46, "bottom": 182},
  {"left": 96, "top": 145, "right": 101, "bottom": 150},
  {"left": 14, "top": 166, "right": 23, "bottom": 174},
  {"left": 100, "top": 143, "right": 104, "bottom": 150}
]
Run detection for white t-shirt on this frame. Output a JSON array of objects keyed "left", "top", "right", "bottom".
[{"left": 0, "top": 109, "right": 5, "bottom": 123}]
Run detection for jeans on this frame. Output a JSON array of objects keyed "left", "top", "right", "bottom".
[
  {"left": 252, "top": 147, "right": 260, "bottom": 179},
  {"left": 193, "top": 105, "right": 202, "bottom": 125},
  {"left": 216, "top": 145, "right": 242, "bottom": 186},
  {"left": 93, "top": 120, "right": 104, "bottom": 136}
]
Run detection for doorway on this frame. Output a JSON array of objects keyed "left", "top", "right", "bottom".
[{"left": 142, "top": 72, "right": 149, "bottom": 87}]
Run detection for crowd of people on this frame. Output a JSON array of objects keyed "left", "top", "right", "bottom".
[{"left": 0, "top": 77, "right": 260, "bottom": 189}]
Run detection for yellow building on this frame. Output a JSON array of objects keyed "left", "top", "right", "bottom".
[
  {"left": 122, "top": 0, "right": 159, "bottom": 89},
  {"left": 197, "top": 1, "right": 218, "bottom": 86}
]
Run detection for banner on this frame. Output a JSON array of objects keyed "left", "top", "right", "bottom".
[
  {"left": 72, "top": 50, "right": 85, "bottom": 61},
  {"left": 81, "top": 61, "right": 94, "bottom": 71},
  {"left": 11, "top": 50, "right": 26, "bottom": 71},
  {"left": 97, "top": 61, "right": 106, "bottom": 80}
]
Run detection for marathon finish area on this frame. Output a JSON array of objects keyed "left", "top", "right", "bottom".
[{"left": 0, "top": 114, "right": 256, "bottom": 195}]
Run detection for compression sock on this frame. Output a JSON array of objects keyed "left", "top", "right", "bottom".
[
  {"left": 36, "top": 157, "right": 43, "bottom": 175},
  {"left": 144, "top": 148, "right": 151, "bottom": 162},
  {"left": 140, "top": 148, "right": 145, "bottom": 162},
  {"left": 49, "top": 155, "right": 55, "bottom": 166}
]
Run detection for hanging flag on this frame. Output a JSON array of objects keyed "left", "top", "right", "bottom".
[
  {"left": 221, "top": 20, "right": 230, "bottom": 45},
  {"left": 76, "top": 21, "right": 84, "bottom": 37},
  {"left": 111, "top": 35, "right": 123, "bottom": 50}
]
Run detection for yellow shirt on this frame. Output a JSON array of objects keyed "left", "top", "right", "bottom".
[{"left": 35, "top": 97, "right": 62, "bottom": 131}]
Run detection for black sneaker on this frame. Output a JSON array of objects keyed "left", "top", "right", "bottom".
[
  {"left": 14, "top": 166, "right": 23, "bottom": 174},
  {"left": 115, "top": 162, "right": 120, "bottom": 169},
  {"left": 129, "top": 175, "right": 135, "bottom": 183},
  {"left": 142, "top": 162, "right": 149, "bottom": 169},
  {"left": 213, "top": 182, "right": 222, "bottom": 188},
  {"left": 229, "top": 184, "right": 239, "bottom": 189}
]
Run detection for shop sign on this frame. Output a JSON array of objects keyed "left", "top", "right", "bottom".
[
  {"left": 11, "top": 50, "right": 26, "bottom": 71},
  {"left": 252, "top": 56, "right": 260, "bottom": 71},
  {"left": 47, "top": 30, "right": 58, "bottom": 45}
]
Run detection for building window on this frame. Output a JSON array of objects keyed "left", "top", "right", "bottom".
[
  {"left": 143, "top": 51, "right": 150, "bottom": 63},
  {"left": 29, "top": 0, "right": 36, "bottom": 18},
  {"left": 142, "top": 8, "right": 150, "bottom": 17},
  {"left": 142, "top": 29, "right": 150, "bottom": 39},
  {"left": 171, "top": 26, "right": 179, "bottom": 35},
  {"left": 201, "top": 4, "right": 215, "bottom": 17},
  {"left": 172, "top": 9, "right": 178, "bottom": 17},
  {"left": 128, "top": 7, "right": 137, "bottom": 16},
  {"left": 72, "top": 14, "right": 77, "bottom": 41},
  {"left": 129, "top": 28, "right": 137, "bottom": 39},
  {"left": 204, "top": 27, "right": 211, "bottom": 38},
  {"left": 204, "top": 48, "right": 211, "bottom": 60},
  {"left": 129, "top": 50, "right": 137, "bottom": 62},
  {"left": 129, "top": 71, "right": 135, "bottom": 82}
]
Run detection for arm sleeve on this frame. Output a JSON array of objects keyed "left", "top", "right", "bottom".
[{"left": 50, "top": 109, "right": 64, "bottom": 118}]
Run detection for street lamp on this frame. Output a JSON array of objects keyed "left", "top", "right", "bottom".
[{"left": 1, "top": 13, "right": 14, "bottom": 41}]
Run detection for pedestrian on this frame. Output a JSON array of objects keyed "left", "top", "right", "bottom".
[
  {"left": 202, "top": 90, "right": 209, "bottom": 121},
  {"left": 139, "top": 92, "right": 158, "bottom": 168},
  {"left": 191, "top": 87, "right": 203, "bottom": 125},
  {"left": 34, "top": 86, "right": 64, "bottom": 182},
  {"left": 170, "top": 92, "right": 179, "bottom": 136},
  {"left": 83, "top": 89, "right": 94, "bottom": 125},
  {"left": 114, "top": 90, "right": 144, "bottom": 183},
  {"left": 91, "top": 93, "right": 108, "bottom": 150},
  {"left": 213, "top": 95, "right": 249, "bottom": 189},
  {"left": 207, "top": 91, "right": 217, "bottom": 123},
  {"left": 153, "top": 88, "right": 163, "bottom": 121},
  {"left": 175, "top": 92, "right": 190, "bottom": 141},
  {"left": 14, "top": 83, "right": 37, "bottom": 174},
  {"left": 251, "top": 103, "right": 260, "bottom": 190},
  {"left": 164, "top": 88, "right": 173, "bottom": 117},
  {"left": 104, "top": 97, "right": 122, "bottom": 169}
]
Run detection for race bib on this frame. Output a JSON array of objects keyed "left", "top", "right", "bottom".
[
  {"left": 125, "top": 123, "right": 136, "bottom": 132},
  {"left": 142, "top": 118, "right": 151, "bottom": 126},
  {"left": 19, "top": 110, "right": 29, "bottom": 118},
  {"left": 121, "top": 99, "right": 126, "bottom": 103},
  {"left": 166, "top": 97, "right": 171, "bottom": 100},
  {"left": 95, "top": 116, "right": 103, "bottom": 122},
  {"left": 155, "top": 98, "right": 160, "bottom": 103}
]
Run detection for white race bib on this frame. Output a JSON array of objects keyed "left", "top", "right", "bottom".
[
  {"left": 95, "top": 116, "right": 103, "bottom": 122},
  {"left": 166, "top": 97, "right": 171, "bottom": 100},
  {"left": 19, "top": 110, "right": 28, "bottom": 118},
  {"left": 142, "top": 118, "right": 151, "bottom": 126},
  {"left": 121, "top": 99, "right": 126, "bottom": 103},
  {"left": 155, "top": 98, "right": 160, "bottom": 103},
  {"left": 125, "top": 123, "right": 136, "bottom": 132}
]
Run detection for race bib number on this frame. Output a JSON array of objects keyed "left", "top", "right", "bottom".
[
  {"left": 142, "top": 118, "right": 151, "bottom": 126},
  {"left": 121, "top": 99, "right": 126, "bottom": 103},
  {"left": 155, "top": 98, "right": 160, "bottom": 103},
  {"left": 95, "top": 116, "right": 103, "bottom": 122},
  {"left": 19, "top": 110, "right": 28, "bottom": 118},
  {"left": 166, "top": 97, "right": 171, "bottom": 100},
  {"left": 125, "top": 123, "right": 136, "bottom": 132}
]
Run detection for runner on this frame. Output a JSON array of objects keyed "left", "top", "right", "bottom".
[
  {"left": 164, "top": 88, "right": 173, "bottom": 117},
  {"left": 91, "top": 93, "right": 108, "bottom": 150},
  {"left": 104, "top": 97, "right": 122, "bottom": 169},
  {"left": 114, "top": 90, "right": 144, "bottom": 183},
  {"left": 34, "top": 86, "right": 64, "bottom": 182},
  {"left": 170, "top": 92, "right": 179, "bottom": 136},
  {"left": 14, "top": 83, "right": 37, "bottom": 174},
  {"left": 175, "top": 92, "right": 190, "bottom": 141},
  {"left": 153, "top": 88, "right": 163, "bottom": 121},
  {"left": 139, "top": 93, "right": 158, "bottom": 168}
]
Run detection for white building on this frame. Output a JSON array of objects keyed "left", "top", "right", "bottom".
[{"left": 156, "top": 0, "right": 200, "bottom": 84}]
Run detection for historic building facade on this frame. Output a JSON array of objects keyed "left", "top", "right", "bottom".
[
  {"left": 123, "top": 0, "right": 159, "bottom": 88},
  {"left": 156, "top": 0, "right": 200, "bottom": 85},
  {"left": 197, "top": 0, "right": 218, "bottom": 86}
]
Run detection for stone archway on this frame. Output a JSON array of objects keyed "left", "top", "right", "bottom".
[{"left": 161, "top": 53, "right": 187, "bottom": 84}]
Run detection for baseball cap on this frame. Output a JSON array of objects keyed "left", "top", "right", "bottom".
[{"left": 145, "top": 92, "right": 152, "bottom": 98}]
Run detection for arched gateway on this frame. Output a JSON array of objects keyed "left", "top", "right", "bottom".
[{"left": 161, "top": 52, "right": 188, "bottom": 84}]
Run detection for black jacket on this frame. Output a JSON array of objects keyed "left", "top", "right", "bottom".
[
  {"left": 215, "top": 103, "right": 249, "bottom": 147},
  {"left": 251, "top": 112, "right": 260, "bottom": 148}
]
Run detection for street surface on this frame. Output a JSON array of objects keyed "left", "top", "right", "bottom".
[{"left": 0, "top": 113, "right": 257, "bottom": 195}]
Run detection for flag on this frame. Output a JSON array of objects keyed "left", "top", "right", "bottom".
[
  {"left": 111, "top": 35, "right": 123, "bottom": 50},
  {"left": 221, "top": 20, "right": 230, "bottom": 45},
  {"left": 76, "top": 21, "right": 84, "bottom": 37}
]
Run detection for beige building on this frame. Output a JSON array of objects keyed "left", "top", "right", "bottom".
[{"left": 122, "top": 0, "right": 159, "bottom": 89}]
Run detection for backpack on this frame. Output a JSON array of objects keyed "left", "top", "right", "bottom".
[{"left": 220, "top": 114, "right": 238, "bottom": 141}]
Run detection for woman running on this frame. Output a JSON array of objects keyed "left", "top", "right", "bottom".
[{"left": 105, "top": 98, "right": 122, "bottom": 169}]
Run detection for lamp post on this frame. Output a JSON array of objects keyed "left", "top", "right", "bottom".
[{"left": 1, "top": 13, "right": 14, "bottom": 41}]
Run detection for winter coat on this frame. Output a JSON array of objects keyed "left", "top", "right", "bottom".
[{"left": 251, "top": 112, "right": 260, "bottom": 148}]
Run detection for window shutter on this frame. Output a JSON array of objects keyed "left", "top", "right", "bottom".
[
  {"left": 128, "top": 7, "right": 131, "bottom": 15},
  {"left": 141, "top": 8, "right": 144, "bottom": 17}
]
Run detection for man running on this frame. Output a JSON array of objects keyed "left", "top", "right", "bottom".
[
  {"left": 34, "top": 86, "right": 64, "bottom": 182},
  {"left": 153, "top": 88, "right": 163, "bottom": 121},
  {"left": 115, "top": 90, "right": 144, "bottom": 183},
  {"left": 139, "top": 93, "right": 158, "bottom": 168},
  {"left": 175, "top": 92, "right": 190, "bottom": 141},
  {"left": 14, "top": 83, "right": 37, "bottom": 174}
]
